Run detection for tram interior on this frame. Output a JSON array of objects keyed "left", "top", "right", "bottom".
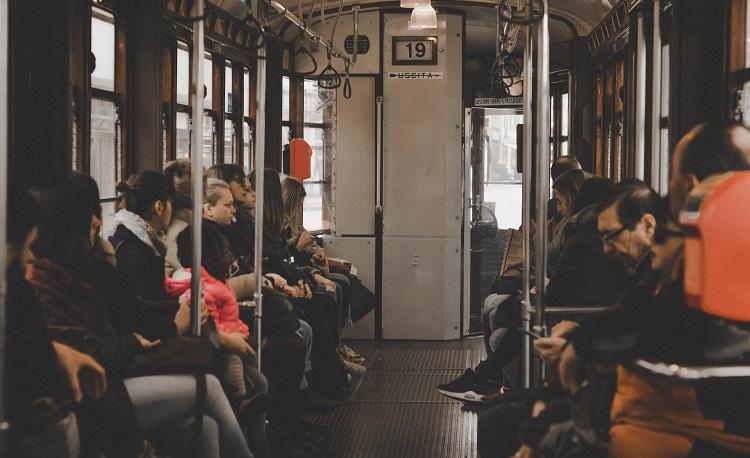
[{"left": 3, "top": 0, "right": 750, "bottom": 457}]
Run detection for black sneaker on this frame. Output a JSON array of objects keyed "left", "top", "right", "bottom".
[{"left": 437, "top": 369, "right": 494, "bottom": 403}]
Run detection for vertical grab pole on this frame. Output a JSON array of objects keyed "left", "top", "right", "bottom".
[
  {"left": 520, "top": 25, "right": 534, "bottom": 389},
  {"left": 634, "top": 8, "right": 647, "bottom": 180},
  {"left": 534, "top": 0, "right": 550, "bottom": 356},
  {"left": 253, "top": 0, "right": 267, "bottom": 369},
  {"left": 190, "top": 0, "right": 205, "bottom": 337},
  {"left": 0, "top": 0, "right": 9, "bottom": 451},
  {"left": 374, "top": 95, "right": 384, "bottom": 340},
  {"left": 650, "top": 0, "right": 662, "bottom": 192}
]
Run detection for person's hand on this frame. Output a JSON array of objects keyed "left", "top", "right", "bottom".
[
  {"left": 558, "top": 341, "right": 580, "bottom": 393},
  {"left": 134, "top": 333, "right": 161, "bottom": 349},
  {"left": 296, "top": 231, "right": 314, "bottom": 251},
  {"left": 284, "top": 284, "right": 305, "bottom": 298},
  {"left": 174, "top": 296, "right": 191, "bottom": 335},
  {"left": 265, "top": 273, "right": 287, "bottom": 289},
  {"left": 512, "top": 445, "right": 533, "bottom": 458},
  {"left": 313, "top": 274, "right": 336, "bottom": 293},
  {"left": 52, "top": 342, "right": 107, "bottom": 402},
  {"left": 550, "top": 320, "right": 579, "bottom": 338},
  {"left": 533, "top": 336, "right": 567, "bottom": 362},
  {"left": 300, "top": 280, "right": 312, "bottom": 299},
  {"left": 220, "top": 332, "right": 256, "bottom": 357}
]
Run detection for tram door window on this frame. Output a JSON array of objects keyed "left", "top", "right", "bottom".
[
  {"left": 282, "top": 76, "right": 291, "bottom": 147},
  {"left": 467, "top": 108, "right": 523, "bottom": 333},
  {"left": 302, "top": 80, "right": 335, "bottom": 231},
  {"left": 90, "top": 6, "right": 122, "bottom": 237}
]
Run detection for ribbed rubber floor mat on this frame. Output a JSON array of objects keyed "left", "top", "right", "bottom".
[{"left": 305, "top": 341, "right": 483, "bottom": 457}]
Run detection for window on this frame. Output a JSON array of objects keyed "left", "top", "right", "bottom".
[
  {"left": 658, "top": 43, "right": 670, "bottom": 193},
  {"left": 242, "top": 67, "right": 253, "bottom": 173},
  {"left": 176, "top": 41, "right": 190, "bottom": 105},
  {"left": 91, "top": 9, "right": 115, "bottom": 91},
  {"left": 90, "top": 6, "right": 122, "bottom": 236},
  {"left": 482, "top": 112, "right": 524, "bottom": 229},
  {"left": 302, "top": 80, "right": 335, "bottom": 230},
  {"left": 203, "top": 115, "right": 215, "bottom": 170},
  {"left": 224, "top": 61, "right": 235, "bottom": 164},
  {"left": 282, "top": 76, "right": 292, "bottom": 147},
  {"left": 176, "top": 112, "right": 191, "bottom": 160}
]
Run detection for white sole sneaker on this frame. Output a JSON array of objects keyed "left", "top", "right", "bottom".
[{"left": 436, "top": 388, "right": 488, "bottom": 403}]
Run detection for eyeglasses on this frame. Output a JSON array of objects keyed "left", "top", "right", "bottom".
[{"left": 599, "top": 226, "right": 627, "bottom": 243}]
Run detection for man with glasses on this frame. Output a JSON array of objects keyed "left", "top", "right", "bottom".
[{"left": 534, "top": 121, "right": 750, "bottom": 457}]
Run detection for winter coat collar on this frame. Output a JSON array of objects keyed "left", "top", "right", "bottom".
[{"left": 111, "top": 209, "right": 166, "bottom": 257}]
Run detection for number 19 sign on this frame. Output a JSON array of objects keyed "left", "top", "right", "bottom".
[{"left": 392, "top": 36, "right": 438, "bottom": 66}]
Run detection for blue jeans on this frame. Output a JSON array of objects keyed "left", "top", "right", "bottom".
[{"left": 124, "top": 374, "right": 252, "bottom": 458}]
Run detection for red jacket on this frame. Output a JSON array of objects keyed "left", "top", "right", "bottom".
[{"left": 164, "top": 267, "right": 250, "bottom": 336}]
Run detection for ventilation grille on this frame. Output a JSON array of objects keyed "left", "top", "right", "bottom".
[{"left": 344, "top": 35, "right": 371, "bottom": 55}]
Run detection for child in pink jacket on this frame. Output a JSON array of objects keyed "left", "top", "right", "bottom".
[{"left": 165, "top": 221, "right": 249, "bottom": 337}]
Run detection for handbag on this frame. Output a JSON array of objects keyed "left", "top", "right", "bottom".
[{"left": 126, "top": 335, "right": 215, "bottom": 376}]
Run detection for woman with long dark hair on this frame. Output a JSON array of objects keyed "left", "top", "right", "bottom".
[{"left": 27, "top": 178, "right": 252, "bottom": 457}]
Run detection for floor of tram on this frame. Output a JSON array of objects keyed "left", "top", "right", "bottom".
[{"left": 304, "top": 337, "right": 485, "bottom": 458}]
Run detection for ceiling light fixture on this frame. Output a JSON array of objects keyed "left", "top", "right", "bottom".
[
  {"left": 400, "top": 0, "right": 431, "bottom": 8},
  {"left": 408, "top": 5, "right": 438, "bottom": 30}
]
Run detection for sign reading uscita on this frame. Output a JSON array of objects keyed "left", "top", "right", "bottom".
[{"left": 386, "top": 72, "right": 444, "bottom": 80}]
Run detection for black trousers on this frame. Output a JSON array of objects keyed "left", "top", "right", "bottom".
[{"left": 262, "top": 333, "right": 306, "bottom": 427}]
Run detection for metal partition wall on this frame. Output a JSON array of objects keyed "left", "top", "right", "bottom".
[{"left": 0, "top": 0, "right": 8, "bottom": 451}]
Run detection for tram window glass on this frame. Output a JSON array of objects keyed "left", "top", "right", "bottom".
[
  {"left": 225, "top": 61, "right": 233, "bottom": 113},
  {"left": 177, "top": 41, "right": 190, "bottom": 105},
  {"left": 304, "top": 80, "right": 325, "bottom": 124},
  {"left": 204, "top": 53, "right": 213, "bottom": 109},
  {"left": 91, "top": 98, "right": 119, "bottom": 195},
  {"left": 176, "top": 112, "right": 190, "bottom": 160},
  {"left": 203, "top": 115, "right": 215, "bottom": 169},
  {"left": 91, "top": 9, "right": 115, "bottom": 91},
  {"left": 282, "top": 125, "right": 290, "bottom": 148},
  {"left": 282, "top": 76, "right": 290, "bottom": 121},
  {"left": 483, "top": 113, "right": 523, "bottom": 229},
  {"left": 224, "top": 119, "right": 234, "bottom": 163},
  {"left": 303, "top": 127, "right": 328, "bottom": 230},
  {"left": 243, "top": 122, "right": 253, "bottom": 173},
  {"left": 91, "top": 98, "right": 120, "bottom": 235},
  {"left": 244, "top": 68, "right": 251, "bottom": 117},
  {"left": 561, "top": 93, "right": 569, "bottom": 156},
  {"left": 743, "top": 2, "right": 750, "bottom": 125}
]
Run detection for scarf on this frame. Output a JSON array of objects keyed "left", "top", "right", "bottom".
[
  {"left": 26, "top": 258, "right": 109, "bottom": 347},
  {"left": 112, "top": 209, "right": 167, "bottom": 257}
]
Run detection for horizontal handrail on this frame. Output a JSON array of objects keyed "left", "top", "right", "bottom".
[
  {"left": 529, "top": 306, "right": 611, "bottom": 315},
  {"left": 636, "top": 359, "right": 750, "bottom": 380}
]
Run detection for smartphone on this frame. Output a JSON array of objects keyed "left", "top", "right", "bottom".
[
  {"left": 308, "top": 229, "right": 331, "bottom": 237},
  {"left": 516, "top": 327, "right": 545, "bottom": 339}
]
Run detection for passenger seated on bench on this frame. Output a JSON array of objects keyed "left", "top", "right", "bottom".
[
  {"left": 438, "top": 174, "right": 622, "bottom": 403},
  {"left": 547, "top": 168, "right": 586, "bottom": 277},
  {"left": 163, "top": 159, "right": 200, "bottom": 278},
  {"left": 282, "top": 175, "right": 365, "bottom": 366},
  {"left": 536, "top": 121, "right": 750, "bottom": 458},
  {"left": 28, "top": 178, "right": 252, "bottom": 457},
  {"left": 7, "top": 187, "right": 106, "bottom": 457}
]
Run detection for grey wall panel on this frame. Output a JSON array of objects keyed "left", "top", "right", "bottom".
[
  {"left": 320, "top": 236, "right": 376, "bottom": 339},
  {"left": 334, "top": 77, "right": 376, "bottom": 235},
  {"left": 382, "top": 237, "right": 461, "bottom": 340},
  {"left": 382, "top": 13, "right": 463, "bottom": 238}
]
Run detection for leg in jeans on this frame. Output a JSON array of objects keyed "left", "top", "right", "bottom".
[
  {"left": 124, "top": 374, "right": 252, "bottom": 458},
  {"left": 239, "top": 355, "right": 271, "bottom": 458},
  {"left": 262, "top": 332, "right": 306, "bottom": 430},
  {"left": 475, "top": 327, "right": 522, "bottom": 383},
  {"left": 482, "top": 294, "right": 509, "bottom": 355},
  {"left": 328, "top": 273, "right": 352, "bottom": 327},
  {"left": 296, "top": 319, "right": 314, "bottom": 390}
]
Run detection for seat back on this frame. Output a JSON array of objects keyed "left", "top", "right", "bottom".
[{"left": 681, "top": 171, "right": 750, "bottom": 321}]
